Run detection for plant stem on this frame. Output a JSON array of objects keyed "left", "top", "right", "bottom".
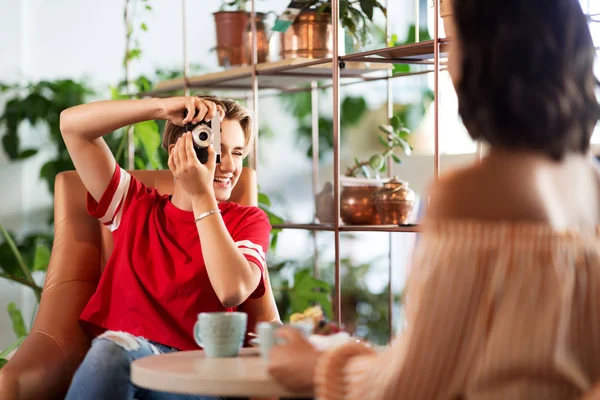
[
  {"left": 0, "top": 273, "right": 42, "bottom": 299},
  {"left": 0, "top": 225, "right": 36, "bottom": 287},
  {"left": 345, "top": 161, "right": 371, "bottom": 177},
  {"left": 114, "top": 127, "right": 129, "bottom": 164}
]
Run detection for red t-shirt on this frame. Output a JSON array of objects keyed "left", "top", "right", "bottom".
[{"left": 80, "top": 164, "right": 270, "bottom": 350}]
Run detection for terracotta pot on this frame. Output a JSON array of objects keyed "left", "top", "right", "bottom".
[
  {"left": 374, "top": 177, "right": 416, "bottom": 225},
  {"left": 214, "top": 11, "right": 248, "bottom": 67},
  {"left": 340, "top": 178, "right": 382, "bottom": 225},
  {"left": 243, "top": 12, "right": 270, "bottom": 65},
  {"left": 439, "top": 0, "right": 455, "bottom": 38},
  {"left": 280, "top": 10, "right": 332, "bottom": 59}
]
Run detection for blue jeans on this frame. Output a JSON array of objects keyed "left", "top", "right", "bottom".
[{"left": 65, "top": 331, "right": 218, "bottom": 400}]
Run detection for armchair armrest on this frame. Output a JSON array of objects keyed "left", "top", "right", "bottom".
[{"left": 0, "top": 330, "right": 87, "bottom": 400}]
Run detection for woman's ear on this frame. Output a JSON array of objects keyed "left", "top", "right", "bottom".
[{"left": 168, "top": 143, "right": 175, "bottom": 156}]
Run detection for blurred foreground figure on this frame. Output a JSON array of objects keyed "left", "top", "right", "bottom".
[{"left": 266, "top": 0, "right": 600, "bottom": 399}]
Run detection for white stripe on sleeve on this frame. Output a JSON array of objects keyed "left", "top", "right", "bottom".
[
  {"left": 238, "top": 248, "right": 266, "bottom": 269},
  {"left": 235, "top": 240, "right": 266, "bottom": 260},
  {"left": 104, "top": 170, "right": 132, "bottom": 231}
]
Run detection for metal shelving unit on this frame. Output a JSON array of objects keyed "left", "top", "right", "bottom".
[{"left": 161, "top": 0, "right": 445, "bottom": 340}]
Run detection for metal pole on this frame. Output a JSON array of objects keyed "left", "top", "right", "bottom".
[
  {"left": 385, "top": 0, "right": 395, "bottom": 341},
  {"left": 332, "top": 0, "right": 342, "bottom": 326},
  {"left": 415, "top": 0, "right": 420, "bottom": 42},
  {"left": 251, "top": 0, "right": 259, "bottom": 173},
  {"left": 125, "top": 0, "right": 135, "bottom": 170},
  {"left": 182, "top": 0, "right": 190, "bottom": 96},
  {"left": 433, "top": 0, "right": 440, "bottom": 181},
  {"left": 311, "top": 81, "right": 320, "bottom": 278}
]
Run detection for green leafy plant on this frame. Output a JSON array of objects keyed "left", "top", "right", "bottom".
[
  {"left": 0, "top": 224, "right": 50, "bottom": 368},
  {"left": 345, "top": 115, "right": 412, "bottom": 178},
  {"left": 299, "top": 0, "right": 387, "bottom": 48},
  {"left": 269, "top": 253, "right": 401, "bottom": 345},
  {"left": 269, "top": 261, "right": 333, "bottom": 323},
  {"left": 281, "top": 90, "right": 368, "bottom": 158},
  {"left": 0, "top": 80, "right": 94, "bottom": 193},
  {"left": 258, "top": 191, "right": 284, "bottom": 251},
  {"left": 389, "top": 24, "right": 433, "bottom": 74},
  {"left": 219, "top": 0, "right": 248, "bottom": 11}
]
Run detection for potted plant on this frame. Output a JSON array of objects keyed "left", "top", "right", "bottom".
[
  {"left": 280, "top": 0, "right": 386, "bottom": 59},
  {"left": 340, "top": 116, "right": 412, "bottom": 225},
  {"left": 214, "top": 0, "right": 270, "bottom": 67}
]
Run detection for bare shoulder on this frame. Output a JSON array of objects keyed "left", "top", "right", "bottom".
[
  {"left": 426, "top": 164, "right": 485, "bottom": 220},
  {"left": 426, "top": 160, "right": 549, "bottom": 222}
]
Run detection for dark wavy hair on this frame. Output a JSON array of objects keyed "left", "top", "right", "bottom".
[{"left": 453, "top": 0, "right": 600, "bottom": 160}]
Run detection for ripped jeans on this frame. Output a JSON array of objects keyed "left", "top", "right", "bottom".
[{"left": 65, "top": 331, "right": 219, "bottom": 400}]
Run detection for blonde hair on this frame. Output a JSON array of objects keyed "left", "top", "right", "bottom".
[{"left": 161, "top": 94, "right": 253, "bottom": 156}]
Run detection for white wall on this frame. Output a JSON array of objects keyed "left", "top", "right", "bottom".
[{"left": 0, "top": 0, "right": 458, "bottom": 347}]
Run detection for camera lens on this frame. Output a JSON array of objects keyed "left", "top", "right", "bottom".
[{"left": 199, "top": 132, "right": 208, "bottom": 141}]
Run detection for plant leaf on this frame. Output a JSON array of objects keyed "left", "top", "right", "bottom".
[
  {"left": 264, "top": 209, "right": 284, "bottom": 226},
  {"left": 379, "top": 124, "right": 395, "bottom": 137},
  {"left": 377, "top": 135, "right": 389, "bottom": 148},
  {"left": 341, "top": 96, "right": 367, "bottom": 126},
  {"left": 390, "top": 115, "right": 401, "bottom": 130},
  {"left": 396, "top": 137, "right": 412, "bottom": 156},
  {"left": 0, "top": 336, "right": 25, "bottom": 359},
  {"left": 0, "top": 225, "right": 33, "bottom": 285},
  {"left": 289, "top": 270, "right": 333, "bottom": 319},
  {"left": 33, "top": 244, "right": 50, "bottom": 272},
  {"left": 18, "top": 148, "right": 38, "bottom": 159},
  {"left": 7, "top": 302, "right": 27, "bottom": 338},
  {"left": 125, "top": 49, "right": 142, "bottom": 65},
  {"left": 140, "top": 22, "right": 148, "bottom": 31},
  {"left": 134, "top": 120, "right": 162, "bottom": 170},
  {"left": 359, "top": 0, "right": 374, "bottom": 20},
  {"left": 1, "top": 131, "right": 19, "bottom": 160},
  {"left": 258, "top": 192, "right": 271, "bottom": 207},
  {"left": 392, "top": 153, "right": 402, "bottom": 163}
]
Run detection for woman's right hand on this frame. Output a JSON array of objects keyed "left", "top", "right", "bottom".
[{"left": 157, "top": 96, "right": 225, "bottom": 127}]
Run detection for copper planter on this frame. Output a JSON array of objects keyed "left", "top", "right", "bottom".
[
  {"left": 214, "top": 11, "right": 269, "bottom": 67},
  {"left": 374, "top": 178, "right": 416, "bottom": 225},
  {"left": 340, "top": 184, "right": 381, "bottom": 225},
  {"left": 280, "top": 10, "right": 332, "bottom": 59},
  {"left": 243, "top": 12, "right": 270, "bottom": 65},
  {"left": 214, "top": 11, "right": 248, "bottom": 67}
]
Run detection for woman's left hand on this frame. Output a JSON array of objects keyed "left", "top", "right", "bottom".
[
  {"left": 168, "top": 131, "right": 216, "bottom": 198},
  {"left": 267, "top": 327, "right": 321, "bottom": 392}
]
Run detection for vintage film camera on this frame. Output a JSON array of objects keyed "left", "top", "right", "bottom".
[{"left": 183, "top": 109, "right": 221, "bottom": 164}]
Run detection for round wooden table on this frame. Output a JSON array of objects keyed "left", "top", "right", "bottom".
[{"left": 131, "top": 347, "right": 313, "bottom": 399}]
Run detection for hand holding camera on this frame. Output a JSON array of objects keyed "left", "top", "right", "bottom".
[
  {"left": 159, "top": 96, "right": 224, "bottom": 128},
  {"left": 164, "top": 96, "right": 224, "bottom": 199},
  {"left": 168, "top": 131, "right": 217, "bottom": 199},
  {"left": 159, "top": 96, "right": 224, "bottom": 165}
]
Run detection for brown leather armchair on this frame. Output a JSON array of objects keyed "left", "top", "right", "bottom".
[{"left": 0, "top": 168, "right": 280, "bottom": 400}]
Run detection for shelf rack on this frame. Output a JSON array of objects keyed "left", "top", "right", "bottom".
[
  {"left": 143, "top": 39, "right": 448, "bottom": 96},
  {"left": 271, "top": 223, "right": 421, "bottom": 233},
  {"left": 164, "top": 0, "right": 446, "bottom": 340}
]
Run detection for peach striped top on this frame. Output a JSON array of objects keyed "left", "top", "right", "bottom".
[{"left": 314, "top": 219, "right": 600, "bottom": 400}]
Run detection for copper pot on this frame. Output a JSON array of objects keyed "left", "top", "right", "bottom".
[
  {"left": 280, "top": 10, "right": 332, "bottom": 59},
  {"left": 340, "top": 185, "right": 381, "bottom": 225},
  {"left": 374, "top": 178, "right": 416, "bottom": 225},
  {"left": 243, "top": 12, "right": 270, "bottom": 65},
  {"left": 214, "top": 11, "right": 248, "bottom": 67}
]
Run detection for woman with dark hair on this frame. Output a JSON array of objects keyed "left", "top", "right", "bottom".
[{"left": 265, "top": 0, "right": 600, "bottom": 399}]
